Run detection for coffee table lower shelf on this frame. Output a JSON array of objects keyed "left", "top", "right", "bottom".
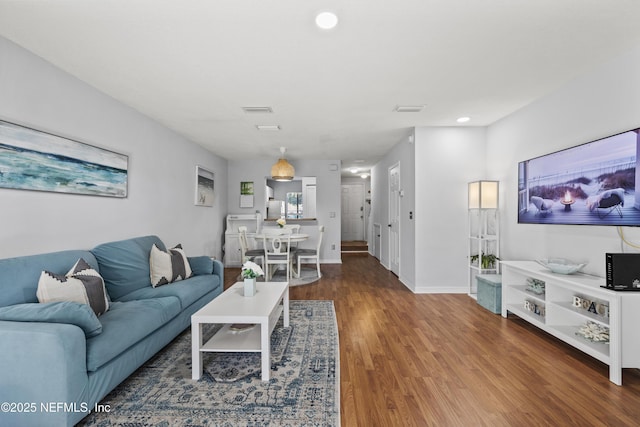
[{"left": 201, "top": 305, "right": 284, "bottom": 353}]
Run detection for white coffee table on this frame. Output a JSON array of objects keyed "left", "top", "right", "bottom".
[{"left": 191, "top": 281, "right": 289, "bottom": 381}]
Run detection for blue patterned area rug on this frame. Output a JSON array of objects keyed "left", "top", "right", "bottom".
[{"left": 79, "top": 300, "right": 339, "bottom": 426}]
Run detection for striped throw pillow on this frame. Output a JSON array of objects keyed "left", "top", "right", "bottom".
[
  {"left": 149, "top": 244, "right": 193, "bottom": 287},
  {"left": 37, "top": 258, "right": 109, "bottom": 316}
]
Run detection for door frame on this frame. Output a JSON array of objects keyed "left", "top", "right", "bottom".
[
  {"left": 388, "top": 162, "right": 401, "bottom": 276},
  {"left": 341, "top": 182, "right": 366, "bottom": 241}
]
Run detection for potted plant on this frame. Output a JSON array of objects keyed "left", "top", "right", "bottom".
[
  {"left": 470, "top": 252, "right": 499, "bottom": 270},
  {"left": 241, "top": 261, "right": 264, "bottom": 297}
]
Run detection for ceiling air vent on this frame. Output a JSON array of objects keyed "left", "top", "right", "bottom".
[
  {"left": 242, "top": 106, "right": 273, "bottom": 113},
  {"left": 394, "top": 105, "right": 425, "bottom": 113},
  {"left": 256, "top": 125, "right": 281, "bottom": 131}
]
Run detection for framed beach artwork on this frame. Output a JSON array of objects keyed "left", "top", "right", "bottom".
[
  {"left": 0, "top": 119, "right": 128, "bottom": 197},
  {"left": 240, "top": 181, "right": 254, "bottom": 208},
  {"left": 195, "top": 165, "right": 215, "bottom": 206}
]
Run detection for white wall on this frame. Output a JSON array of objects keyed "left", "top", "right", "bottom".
[
  {"left": 488, "top": 43, "right": 640, "bottom": 277},
  {"left": 371, "top": 134, "right": 416, "bottom": 288},
  {"left": 414, "top": 127, "right": 487, "bottom": 293},
  {"left": 0, "top": 36, "right": 228, "bottom": 259},
  {"left": 372, "top": 128, "right": 486, "bottom": 293},
  {"left": 227, "top": 158, "right": 342, "bottom": 263}
]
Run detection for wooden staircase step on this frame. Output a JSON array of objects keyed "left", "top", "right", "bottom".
[{"left": 341, "top": 241, "right": 368, "bottom": 253}]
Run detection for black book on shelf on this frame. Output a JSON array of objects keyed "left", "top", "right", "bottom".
[{"left": 602, "top": 253, "right": 640, "bottom": 291}]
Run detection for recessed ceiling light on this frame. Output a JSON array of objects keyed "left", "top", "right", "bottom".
[
  {"left": 256, "top": 125, "right": 280, "bottom": 131},
  {"left": 457, "top": 116, "right": 471, "bottom": 123},
  {"left": 242, "top": 106, "right": 273, "bottom": 113},
  {"left": 394, "top": 105, "right": 425, "bottom": 113},
  {"left": 316, "top": 12, "right": 338, "bottom": 30},
  {"left": 349, "top": 167, "right": 359, "bottom": 174},
  {"left": 360, "top": 173, "right": 369, "bottom": 179}
]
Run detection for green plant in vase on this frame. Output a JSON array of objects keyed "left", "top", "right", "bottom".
[
  {"left": 470, "top": 252, "right": 499, "bottom": 269},
  {"left": 241, "top": 261, "right": 264, "bottom": 279}
]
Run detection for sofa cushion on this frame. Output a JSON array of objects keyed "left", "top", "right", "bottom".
[
  {"left": 86, "top": 297, "right": 181, "bottom": 372},
  {"left": 37, "top": 258, "right": 109, "bottom": 316},
  {"left": 0, "top": 301, "right": 102, "bottom": 337},
  {"left": 0, "top": 250, "right": 99, "bottom": 307},
  {"left": 188, "top": 256, "right": 214, "bottom": 275},
  {"left": 149, "top": 244, "right": 193, "bottom": 287},
  {"left": 91, "top": 235, "right": 165, "bottom": 300},
  {"left": 115, "top": 274, "right": 220, "bottom": 309}
]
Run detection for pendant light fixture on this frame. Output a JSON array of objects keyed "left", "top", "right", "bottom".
[{"left": 271, "top": 147, "right": 295, "bottom": 181}]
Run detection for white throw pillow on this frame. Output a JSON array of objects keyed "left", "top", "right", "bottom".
[
  {"left": 149, "top": 244, "right": 193, "bottom": 287},
  {"left": 37, "top": 258, "right": 109, "bottom": 316}
]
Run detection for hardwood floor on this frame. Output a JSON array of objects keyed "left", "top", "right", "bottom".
[{"left": 225, "top": 255, "right": 640, "bottom": 426}]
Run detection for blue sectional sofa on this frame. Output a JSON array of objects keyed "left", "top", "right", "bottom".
[{"left": 0, "top": 235, "right": 224, "bottom": 427}]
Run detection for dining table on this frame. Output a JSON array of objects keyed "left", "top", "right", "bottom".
[
  {"left": 252, "top": 232, "right": 309, "bottom": 252},
  {"left": 251, "top": 231, "right": 309, "bottom": 278}
]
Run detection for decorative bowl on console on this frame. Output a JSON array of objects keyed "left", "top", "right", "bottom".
[{"left": 536, "top": 258, "right": 587, "bottom": 275}]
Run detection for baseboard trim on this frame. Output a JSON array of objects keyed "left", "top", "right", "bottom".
[
  {"left": 319, "top": 258, "right": 342, "bottom": 264},
  {"left": 413, "top": 286, "right": 468, "bottom": 294}
]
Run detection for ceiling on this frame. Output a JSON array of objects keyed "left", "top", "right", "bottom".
[{"left": 1, "top": 1, "right": 640, "bottom": 176}]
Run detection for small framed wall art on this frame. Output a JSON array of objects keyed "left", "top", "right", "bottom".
[
  {"left": 240, "top": 181, "right": 254, "bottom": 208},
  {"left": 195, "top": 166, "right": 214, "bottom": 206}
]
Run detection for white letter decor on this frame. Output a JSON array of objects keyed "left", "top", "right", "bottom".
[{"left": 572, "top": 295, "right": 609, "bottom": 318}]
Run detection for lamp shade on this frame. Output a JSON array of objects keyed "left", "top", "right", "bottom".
[
  {"left": 271, "top": 147, "right": 295, "bottom": 181},
  {"left": 468, "top": 180, "right": 499, "bottom": 209}
]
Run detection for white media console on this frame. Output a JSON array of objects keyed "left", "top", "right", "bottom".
[{"left": 501, "top": 260, "right": 640, "bottom": 385}]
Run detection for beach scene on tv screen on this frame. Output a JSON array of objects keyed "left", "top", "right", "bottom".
[{"left": 518, "top": 129, "right": 640, "bottom": 225}]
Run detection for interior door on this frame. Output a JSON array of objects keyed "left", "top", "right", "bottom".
[
  {"left": 389, "top": 163, "right": 400, "bottom": 275},
  {"left": 373, "top": 223, "right": 381, "bottom": 260},
  {"left": 341, "top": 184, "right": 365, "bottom": 241}
]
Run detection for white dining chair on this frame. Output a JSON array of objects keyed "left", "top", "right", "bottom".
[
  {"left": 284, "top": 224, "right": 301, "bottom": 233},
  {"left": 284, "top": 224, "right": 302, "bottom": 248},
  {"left": 238, "top": 226, "right": 264, "bottom": 270},
  {"left": 296, "top": 225, "right": 324, "bottom": 278},
  {"left": 261, "top": 228, "right": 296, "bottom": 281}
]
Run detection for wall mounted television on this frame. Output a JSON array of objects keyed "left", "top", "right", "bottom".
[{"left": 518, "top": 127, "right": 640, "bottom": 226}]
